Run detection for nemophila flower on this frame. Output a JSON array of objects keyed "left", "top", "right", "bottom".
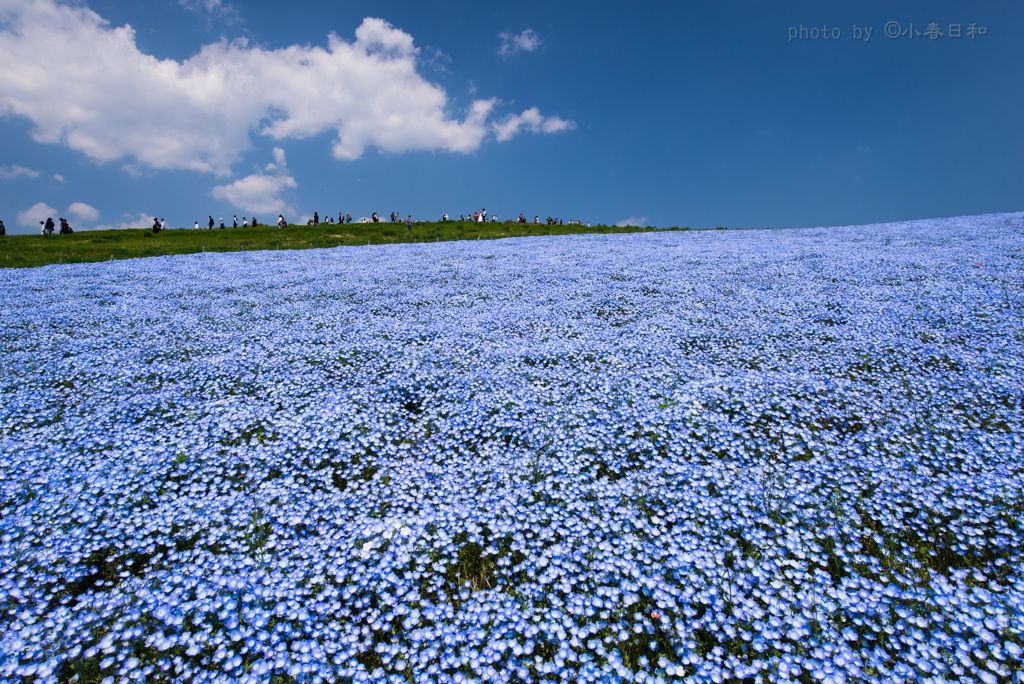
[{"left": 1, "top": 215, "right": 1023, "bottom": 681}]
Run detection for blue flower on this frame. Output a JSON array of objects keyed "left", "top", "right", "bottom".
[{"left": 1, "top": 215, "right": 1023, "bottom": 681}]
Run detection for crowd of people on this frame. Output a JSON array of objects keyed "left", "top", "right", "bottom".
[
  {"left": 192, "top": 216, "right": 261, "bottom": 230},
  {"left": 444, "top": 210, "right": 588, "bottom": 226},
  {"left": 444, "top": 211, "right": 589, "bottom": 226},
  {"left": 298, "top": 212, "right": 355, "bottom": 227},
  {"left": 37, "top": 217, "right": 75, "bottom": 235},
  {"left": 2, "top": 208, "right": 591, "bottom": 237},
  {"left": 289, "top": 207, "right": 590, "bottom": 227}
]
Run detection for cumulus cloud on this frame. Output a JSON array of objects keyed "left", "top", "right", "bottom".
[
  {"left": 493, "top": 107, "right": 576, "bottom": 142},
  {"left": 53, "top": 173, "right": 65, "bottom": 182},
  {"left": 91, "top": 211, "right": 153, "bottom": 232},
  {"left": 0, "top": 1, "right": 574, "bottom": 175},
  {"left": 16, "top": 201, "right": 58, "bottom": 227},
  {"left": 499, "top": 29, "right": 542, "bottom": 56},
  {"left": 13, "top": 200, "right": 99, "bottom": 231},
  {"left": 212, "top": 147, "right": 297, "bottom": 214},
  {"left": 616, "top": 216, "right": 648, "bottom": 227},
  {"left": 67, "top": 201, "right": 99, "bottom": 221},
  {"left": 0, "top": 164, "right": 40, "bottom": 179}
]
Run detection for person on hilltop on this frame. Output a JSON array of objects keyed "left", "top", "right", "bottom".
[
  {"left": 242, "top": 217, "right": 248, "bottom": 227},
  {"left": 194, "top": 220, "right": 199, "bottom": 230},
  {"left": 233, "top": 215, "right": 238, "bottom": 228},
  {"left": 219, "top": 217, "right": 225, "bottom": 229},
  {"left": 208, "top": 216, "right": 214, "bottom": 230},
  {"left": 152, "top": 217, "right": 161, "bottom": 234},
  {"left": 252, "top": 216, "right": 258, "bottom": 227},
  {"left": 277, "top": 214, "right": 286, "bottom": 229},
  {"left": 60, "top": 218, "right": 73, "bottom": 234},
  {"left": 41, "top": 217, "right": 55, "bottom": 235},
  {"left": 0, "top": 219, "right": 6, "bottom": 235},
  {"left": 313, "top": 211, "right": 319, "bottom": 228},
  {"left": 407, "top": 215, "right": 413, "bottom": 230}
]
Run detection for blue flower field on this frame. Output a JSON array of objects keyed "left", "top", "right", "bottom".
[{"left": 1, "top": 214, "right": 1022, "bottom": 683}]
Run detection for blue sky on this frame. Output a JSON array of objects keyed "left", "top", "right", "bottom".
[{"left": 1, "top": 0, "right": 1021, "bottom": 234}]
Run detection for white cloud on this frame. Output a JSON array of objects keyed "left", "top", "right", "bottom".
[
  {"left": 493, "top": 107, "right": 576, "bottom": 142},
  {"left": 177, "top": 0, "right": 239, "bottom": 28},
  {"left": 0, "top": 1, "right": 573, "bottom": 175},
  {"left": 499, "top": 29, "right": 542, "bottom": 57},
  {"left": 263, "top": 146, "right": 287, "bottom": 173},
  {"left": 616, "top": 216, "right": 648, "bottom": 227},
  {"left": 17, "top": 201, "right": 58, "bottom": 227},
  {"left": 53, "top": 173, "right": 65, "bottom": 182},
  {"left": 67, "top": 201, "right": 99, "bottom": 221},
  {"left": 0, "top": 164, "right": 40, "bottom": 179},
  {"left": 91, "top": 211, "right": 153, "bottom": 232},
  {"left": 178, "top": 0, "right": 234, "bottom": 18},
  {"left": 212, "top": 147, "right": 296, "bottom": 214},
  {"left": 422, "top": 46, "right": 451, "bottom": 73},
  {"left": 0, "top": 0, "right": 250, "bottom": 174}
]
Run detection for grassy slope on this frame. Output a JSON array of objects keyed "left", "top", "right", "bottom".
[{"left": 0, "top": 221, "right": 688, "bottom": 269}]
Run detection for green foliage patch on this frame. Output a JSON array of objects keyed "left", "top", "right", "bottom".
[{"left": 0, "top": 221, "right": 670, "bottom": 268}]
